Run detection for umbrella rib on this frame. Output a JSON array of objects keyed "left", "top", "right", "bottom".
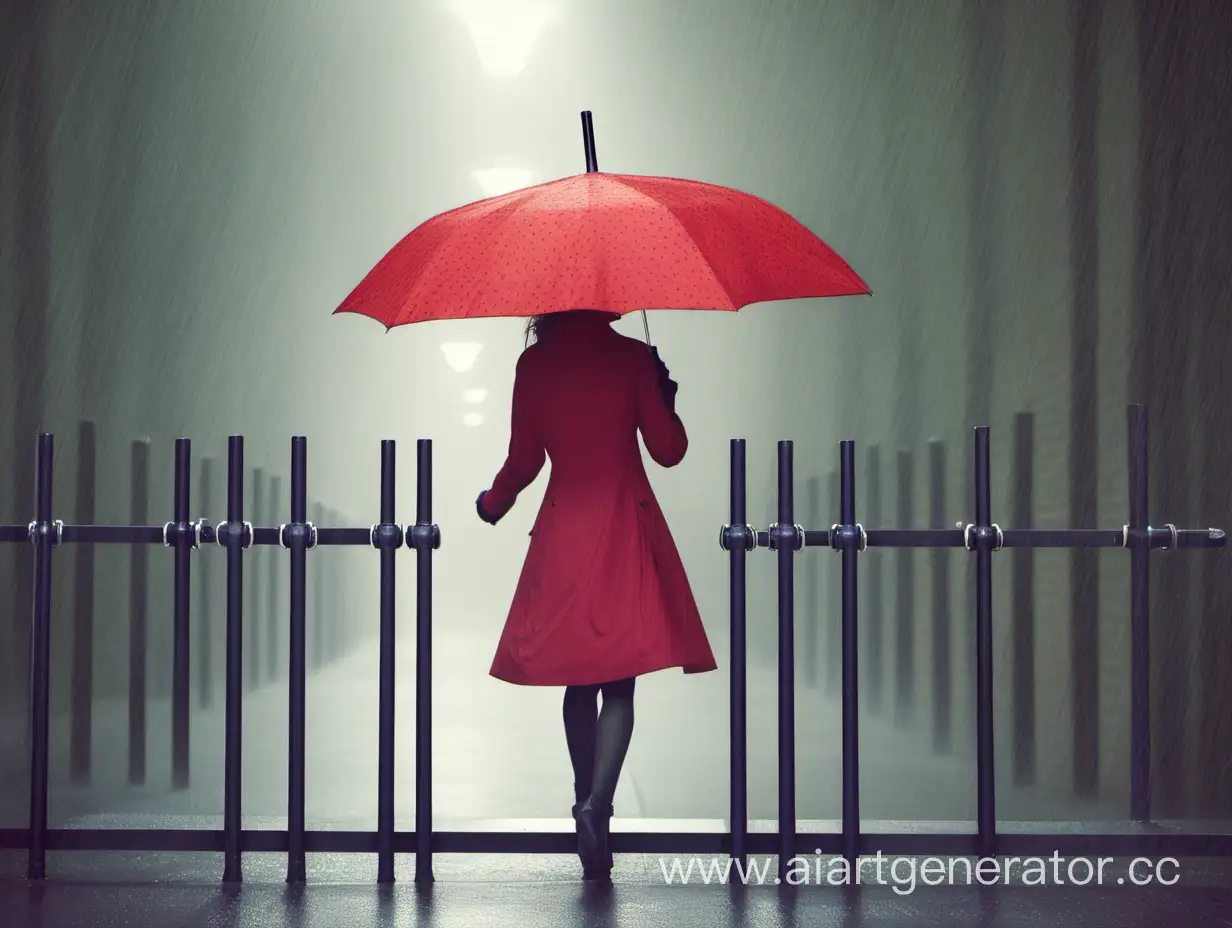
[
  {"left": 404, "top": 193, "right": 533, "bottom": 321},
  {"left": 461, "top": 190, "right": 556, "bottom": 319},
  {"left": 611, "top": 176, "right": 736, "bottom": 311}
]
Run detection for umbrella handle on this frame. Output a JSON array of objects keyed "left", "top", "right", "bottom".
[{"left": 641, "top": 308, "right": 651, "bottom": 347}]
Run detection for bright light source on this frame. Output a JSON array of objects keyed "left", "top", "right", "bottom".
[
  {"left": 441, "top": 342, "right": 483, "bottom": 372},
  {"left": 475, "top": 167, "right": 533, "bottom": 198},
  {"left": 450, "top": 0, "right": 557, "bottom": 79},
  {"left": 463, "top": 388, "right": 489, "bottom": 404},
  {"left": 463, "top": 412, "right": 485, "bottom": 427}
]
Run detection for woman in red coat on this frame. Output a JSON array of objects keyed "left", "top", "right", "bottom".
[{"left": 476, "top": 308, "right": 717, "bottom": 880}]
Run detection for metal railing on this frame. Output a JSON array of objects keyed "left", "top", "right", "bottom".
[
  {"left": 720, "top": 403, "right": 1228, "bottom": 881},
  {"left": 0, "top": 401, "right": 1227, "bottom": 883}
]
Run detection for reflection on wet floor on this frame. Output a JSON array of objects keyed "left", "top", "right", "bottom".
[
  {"left": 1, "top": 852, "right": 1232, "bottom": 928},
  {"left": 0, "top": 621, "right": 1126, "bottom": 836}
]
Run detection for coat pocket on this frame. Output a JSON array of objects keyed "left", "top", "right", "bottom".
[{"left": 528, "top": 499, "right": 555, "bottom": 537}]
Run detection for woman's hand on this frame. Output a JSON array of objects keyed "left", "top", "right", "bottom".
[
  {"left": 476, "top": 490, "right": 500, "bottom": 525},
  {"left": 650, "top": 347, "right": 678, "bottom": 412}
]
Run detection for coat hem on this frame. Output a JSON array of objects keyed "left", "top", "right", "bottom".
[{"left": 490, "top": 657, "right": 718, "bottom": 687}]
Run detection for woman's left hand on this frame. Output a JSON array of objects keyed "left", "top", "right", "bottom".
[
  {"left": 650, "top": 347, "right": 678, "bottom": 412},
  {"left": 476, "top": 490, "right": 500, "bottom": 525}
]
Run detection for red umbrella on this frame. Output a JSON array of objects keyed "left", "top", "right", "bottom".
[{"left": 335, "top": 112, "right": 870, "bottom": 339}]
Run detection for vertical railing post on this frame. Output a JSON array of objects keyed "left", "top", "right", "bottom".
[
  {"left": 375, "top": 440, "right": 401, "bottom": 884},
  {"left": 171, "top": 438, "right": 192, "bottom": 790},
  {"left": 221, "top": 436, "right": 248, "bottom": 883},
  {"left": 129, "top": 439, "right": 150, "bottom": 786},
  {"left": 411, "top": 439, "right": 440, "bottom": 883},
  {"left": 837, "top": 440, "right": 861, "bottom": 868},
  {"left": 972, "top": 426, "right": 997, "bottom": 858},
  {"left": 27, "top": 432, "right": 56, "bottom": 880},
  {"left": 1128, "top": 404, "right": 1151, "bottom": 822},
  {"left": 771, "top": 441, "right": 799, "bottom": 883},
  {"left": 721, "top": 439, "right": 750, "bottom": 865},
  {"left": 285, "top": 437, "right": 312, "bottom": 884}
]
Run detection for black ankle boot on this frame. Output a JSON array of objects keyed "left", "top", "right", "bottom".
[{"left": 576, "top": 797, "right": 614, "bottom": 880}]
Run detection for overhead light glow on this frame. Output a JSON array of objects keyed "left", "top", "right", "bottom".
[
  {"left": 450, "top": 0, "right": 557, "bottom": 79},
  {"left": 474, "top": 167, "right": 533, "bottom": 198},
  {"left": 463, "top": 388, "right": 489, "bottom": 404},
  {"left": 441, "top": 342, "right": 483, "bottom": 372},
  {"left": 463, "top": 412, "right": 485, "bottom": 427}
]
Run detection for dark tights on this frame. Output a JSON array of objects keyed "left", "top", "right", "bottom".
[{"left": 562, "top": 677, "right": 636, "bottom": 808}]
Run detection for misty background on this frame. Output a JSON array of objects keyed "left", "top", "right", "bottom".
[{"left": 1, "top": 0, "right": 1229, "bottom": 851}]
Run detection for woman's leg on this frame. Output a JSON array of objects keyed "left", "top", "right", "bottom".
[
  {"left": 562, "top": 684, "right": 600, "bottom": 805},
  {"left": 590, "top": 676, "right": 636, "bottom": 806},
  {"left": 575, "top": 676, "right": 636, "bottom": 878}
]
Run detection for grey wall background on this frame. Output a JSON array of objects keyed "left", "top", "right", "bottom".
[{"left": 1, "top": 0, "right": 1229, "bottom": 831}]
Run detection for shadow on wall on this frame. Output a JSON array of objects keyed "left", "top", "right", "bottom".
[
  {"left": 0, "top": 412, "right": 366, "bottom": 816},
  {"left": 764, "top": 0, "right": 1232, "bottom": 822},
  {"left": 1135, "top": 0, "right": 1232, "bottom": 819},
  {"left": 3, "top": 0, "right": 49, "bottom": 724}
]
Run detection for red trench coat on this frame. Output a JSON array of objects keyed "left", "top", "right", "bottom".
[{"left": 482, "top": 313, "right": 717, "bottom": 686}]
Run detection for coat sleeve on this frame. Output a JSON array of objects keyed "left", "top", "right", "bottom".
[
  {"left": 484, "top": 353, "right": 546, "bottom": 519},
  {"left": 634, "top": 347, "right": 688, "bottom": 467}
]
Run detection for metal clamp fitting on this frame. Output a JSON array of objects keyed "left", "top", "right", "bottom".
[
  {"left": 718, "top": 523, "right": 758, "bottom": 551},
  {"left": 828, "top": 523, "right": 867, "bottom": 552},
  {"left": 1121, "top": 524, "right": 1130, "bottom": 547},
  {"left": 1160, "top": 523, "right": 1179, "bottom": 552},
  {"left": 405, "top": 522, "right": 442, "bottom": 550},
  {"left": 370, "top": 522, "right": 404, "bottom": 549},
  {"left": 215, "top": 520, "right": 254, "bottom": 549},
  {"left": 963, "top": 523, "right": 1003, "bottom": 551},
  {"left": 27, "top": 520, "right": 64, "bottom": 546},
  {"left": 767, "top": 522, "right": 804, "bottom": 551},
  {"left": 279, "top": 521, "right": 318, "bottom": 549},
  {"left": 163, "top": 521, "right": 201, "bottom": 549}
]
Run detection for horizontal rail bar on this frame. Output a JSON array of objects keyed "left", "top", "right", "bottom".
[
  {"left": 315, "top": 527, "right": 373, "bottom": 546},
  {"left": 68, "top": 526, "right": 164, "bottom": 544},
  {"left": 4, "top": 524, "right": 1221, "bottom": 551},
  {"left": 754, "top": 527, "right": 1226, "bottom": 550},
  {"left": 0, "top": 827, "right": 1229, "bottom": 857},
  {"left": 0, "top": 524, "right": 383, "bottom": 546}
]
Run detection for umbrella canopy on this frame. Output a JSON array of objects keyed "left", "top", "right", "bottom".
[{"left": 335, "top": 112, "right": 870, "bottom": 331}]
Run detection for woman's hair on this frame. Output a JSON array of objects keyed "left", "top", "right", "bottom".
[
  {"left": 524, "top": 309, "right": 617, "bottom": 346},
  {"left": 523, "top": 313, "right": 559, "bottom": 346}
]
